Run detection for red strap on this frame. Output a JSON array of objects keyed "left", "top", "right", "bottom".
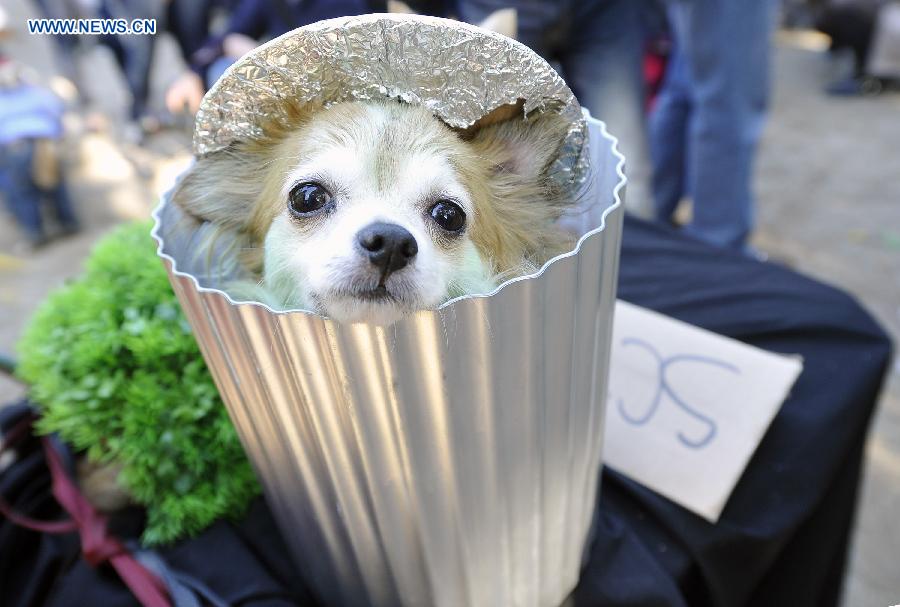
[
  {"left": 0, "top": 414, "right": 77, "bottom": 534},
  {"left": 1, "top": 414, "right": 172, "bottom": 607}
]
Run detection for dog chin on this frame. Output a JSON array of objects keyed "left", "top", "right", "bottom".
[{"left": 319, "top": 289, "right": 422, "bottom": 325}]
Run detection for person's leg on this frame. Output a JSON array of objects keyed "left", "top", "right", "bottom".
[
  {"left": 0, "top": 141, "right": 46, "bottom": 243},
  {"left": 677, "top": 0, "right": 777, "bottom": 250},
  {"left": 46, "top": 180, "right": 79, "bottom": 231},
  {"left": 118, "top": 35, "right": 156, "bottom": 120},
  {"left": 557, "top": 0, "right": 655, "bottom": 219},
  {"left": 101, "top": 0, "right": 158, "bottom": 120},
  {"left": 648, "top": 36, "right": 691, "bottom": 224},
  {"left": 816, "top": 6, "right": 877, "bottom": 78},
  {"left": 166, "top": 0, "right": 217, "bottom": 61}
]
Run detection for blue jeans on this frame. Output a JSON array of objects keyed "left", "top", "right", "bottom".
[
  {"left": 0, "top": 139, "right": 77, "bottom": 241},
  {"left": 455, "top": 0, "right": 654, "bottom": 218},
  {"left": 650, "top": 0, "right": 777, "bottom": 250},
  {"left": 206, "top": 57, "right": 236, "bottom": 89}
]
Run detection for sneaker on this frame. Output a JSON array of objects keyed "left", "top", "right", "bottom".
[{"left": 825, "top": 76, "right": 884, "bottom": 97}]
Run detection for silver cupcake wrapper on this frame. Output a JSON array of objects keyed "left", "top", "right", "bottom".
[
  {"left": 152, "top": 114, "right": 625, "bottom": 607},
  {"left": 193, "top": 13, "right": 588, "bottom": 193}
]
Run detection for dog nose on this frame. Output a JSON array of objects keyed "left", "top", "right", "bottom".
[{"left": 356, "top": 222, "right": 418, "bottom": 276}]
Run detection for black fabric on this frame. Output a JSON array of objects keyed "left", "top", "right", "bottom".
[
  {"left": 1, "top": 216, "right": 892, "bottom": 607},
  {"left": 573, "top": 219, "right": 892, "bottom": 606}
]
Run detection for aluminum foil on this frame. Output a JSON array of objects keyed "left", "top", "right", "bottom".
[
  {"left": 153, "top": 115, "right": 625, "bottom": 607},
  {"left": 194, "top": 13, "right": 588, "bottom": 192}
]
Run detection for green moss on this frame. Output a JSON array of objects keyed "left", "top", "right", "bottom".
[{"left": 17, "top": 221, "right": 260, "bottom": 545}]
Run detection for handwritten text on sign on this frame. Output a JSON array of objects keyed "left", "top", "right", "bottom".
[{"left": 603, "top": 301, "right": 803, "bottom": 523}]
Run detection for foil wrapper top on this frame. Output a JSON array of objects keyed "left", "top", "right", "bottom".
[{"left": 193, "top": 13, "right": 588, "bottom": 193}]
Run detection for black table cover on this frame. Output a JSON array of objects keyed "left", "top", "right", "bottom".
[{"left": 1, "top": 216, "right": 892, "bottom": 607}]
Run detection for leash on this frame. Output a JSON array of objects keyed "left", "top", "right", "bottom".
[{"left": 0, "top": 412, "right": 172, "bottom": 607}]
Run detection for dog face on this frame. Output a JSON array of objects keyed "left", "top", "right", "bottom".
[
  {"left": 261, "top": 102, "right": 497, "bottom": 324},
  {"left": 173, "top": 100, "right": 573, "bottom": 324}
]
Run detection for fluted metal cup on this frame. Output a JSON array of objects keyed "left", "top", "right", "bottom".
[{"left": 152, "top": 113, "right": 624, "bottom": 607}]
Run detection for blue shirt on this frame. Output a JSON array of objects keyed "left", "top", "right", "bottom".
[{"left": 0, "top": 85, "right": 64, "bottom": 145}]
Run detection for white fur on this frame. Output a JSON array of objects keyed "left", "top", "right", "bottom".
[{"left": 261, "top": 121, "right": 494, "bottom": 324}]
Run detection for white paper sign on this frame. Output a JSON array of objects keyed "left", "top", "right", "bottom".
[{"left": 604, "top": 300, "right": 803, "bottom": 522}]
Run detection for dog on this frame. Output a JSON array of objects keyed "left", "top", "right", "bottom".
[
  {"left": 81, "top": 101, "right": 576, "bottom": 513},
  {"left": 172, "top": 99, "right": 576, "bottom": 324}
]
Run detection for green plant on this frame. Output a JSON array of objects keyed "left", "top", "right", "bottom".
[{"left": 17, "top": 221, "right": 259, "bottom": 545}]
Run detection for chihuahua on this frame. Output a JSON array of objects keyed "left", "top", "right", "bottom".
[{"left": 172, "top": 99, "right": 575, "bottom": 324}]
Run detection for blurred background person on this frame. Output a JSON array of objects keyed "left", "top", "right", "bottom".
[
  {"left": 817, "top": 0, "right": 884, "bottom": 94},
  {"left": 410, "top": 0, "right": 656, "bottom": 219},
  {"left": 164, "top": 0, "right": 238, "bottom": 72},
  {"left": 162, "top": 0, "right": 240, "bottom": 117},
  {"left": 94, "top": 0, "right": 161, "bottom": 122},
  {"left": 165, "top": 0, "right": 387, "bottom": 116},
  {"left": 650, "top": 0, "right": 779, "bottom": 252},
  {"left": 0, "top": 54, "right": 78, "bottom": 248},
  {"left": 27, "top": 0, "right": 83, "bottom": 81},
  {"left": 816, "top": 0, "right": 900, "bottom": 95}
]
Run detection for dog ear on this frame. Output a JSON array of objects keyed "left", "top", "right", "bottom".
[
  {"left": 468, "top": 110, "right": 570, "bottom": 183},
  {"left": 463, "top": 111, "right": 574, "bottom": 275},
  {"left": 170, "top": 149, "right": 269, "bottom": 273},
  {"left": 171, "top": 147, "right": 263, "bottom": 235},
  {"left": 172, "top": 100, "right": 317, "bottom": 239}
]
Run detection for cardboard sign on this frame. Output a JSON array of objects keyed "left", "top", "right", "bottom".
[{"left": 604, "top": 301, "right": 803, "bottom": 523}]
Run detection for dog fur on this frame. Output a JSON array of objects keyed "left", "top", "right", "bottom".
[{"left": 172, "top": 99, "right": 574, "bottom": 324}]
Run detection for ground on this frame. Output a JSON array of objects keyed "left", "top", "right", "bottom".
[{"left": 0, "top": 14, "right": 897, "bottom": 607}]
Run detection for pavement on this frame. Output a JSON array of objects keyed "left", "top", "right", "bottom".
[{"left": 0, "top": 15, "right": 897, "bottom": 607}]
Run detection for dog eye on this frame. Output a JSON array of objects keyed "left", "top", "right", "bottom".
[
  {"left": 288, "top": 182, "right": 333, "bottom": 216},
  {"left": 429, "top": 200, "right": 466, "bottom": 233}
]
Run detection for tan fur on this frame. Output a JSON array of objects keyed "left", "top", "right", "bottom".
[
  {"left": 460, "top": 110, "right": 575, "bottom": 275},
  {"left": 172, "top": 99, "right": 574, "bottom": 291}
]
